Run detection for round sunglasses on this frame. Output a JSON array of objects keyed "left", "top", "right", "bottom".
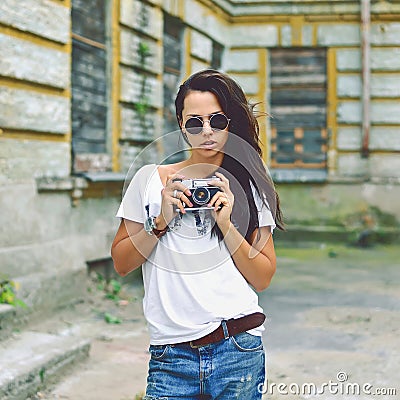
[{"left": 184, "top": 113, "right": 230, "bottom": 135}]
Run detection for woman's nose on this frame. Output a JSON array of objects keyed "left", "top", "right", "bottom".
[{"left": 202, "top": 119, "right": 213, "bottom": 135}]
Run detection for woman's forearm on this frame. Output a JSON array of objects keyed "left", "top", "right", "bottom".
[
  {"left": 111, "top": 224, "right": 159, "bottom": 276},
  {"left": 220, "top": 223, "right": 276, "bottom": 292}
]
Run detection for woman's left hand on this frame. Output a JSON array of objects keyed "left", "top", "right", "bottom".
[{"left": 207, "top": 172, "right": 234, "bottom": 232}]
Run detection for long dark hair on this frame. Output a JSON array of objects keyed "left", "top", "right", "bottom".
[{"left": 175, "top": 69, "right": 284, "bottom": 241}]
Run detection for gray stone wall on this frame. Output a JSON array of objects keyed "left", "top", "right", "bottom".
[
  {"left": 0, "top": 179, "right": 120, "bottom": 311},
  {"left": 118, "top": 0, "right": 164, "bottom": 172},
  {"left": 120, "top": 29, "right": 162, "bottom": 74},
  {"left": 0, "top": 0, "right": 70, "bottom": 44},
  {"left": 0, "top": 33, "right": 70, "bottom": 89},
  {"left": 0, "top": 88, "right": 70, "bottom": 134},
  {"left": 120, "top": 0, "right": 162, "bottom": 40},
  {"left": 0, "top": 0, "right": 117, "bottom": 315},
  {"left": 0, "top": 0, "right": 71, "bottom": 182},
  {"left": 183, "top": 0, "right": 228, "bottom": 45},
  {"left": 120, "top": 67, "right": 163, "bottom": 108},
  {"left": 0, "top": 139, "right": 70, "bottom": 185},
  {"left": 217, "top": 3, "right": 399, "bottom": 228},
  {"left": 221, "top": 15, "right": 400, "bottom": 184},
  {"left": 278, "top": 181, "right": 400, "bottom": 231},
  {"left": 334, "top": 21, "right": 400, "bottom": 181}
]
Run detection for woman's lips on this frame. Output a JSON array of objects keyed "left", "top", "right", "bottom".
[{"left": 200, "top": 141, "right": 217, "bottom": 149}]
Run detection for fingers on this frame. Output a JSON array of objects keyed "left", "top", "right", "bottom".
[
  {"left": 215, "top": 171, "right": 229, "bottom": 182},
  {"left": 209, "top": 191, "right": 232, "bottom": 211},
  {"left": 162, "top": 174, "right": 193, "bottom": 214},
  {"left": 171, "top": 192, "right": 193, "bottom": 213},
  {"left": 174, "top": 197, "right": 186, "bottom": 214},
  {"left": 161, "top": 188, "right": 187, "bottom": 214},
  {"left": 206, "top": 172, "right": 233, "bottom": 211},
  {"left": 166, "top": 174, "right": 191, "bottom": 197},
  {"left": 167, "top": 173, "right": 184, "bottom": 185},
  {"left": 207, "top": 172, "right": 230, "bottom": 192},
  {"left": 178, "top": 192, "right": 193, "bottom": 209}
]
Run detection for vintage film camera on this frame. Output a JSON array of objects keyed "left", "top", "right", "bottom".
[{"left": 176, "top": 177, "right": 221, "bottom": 212}]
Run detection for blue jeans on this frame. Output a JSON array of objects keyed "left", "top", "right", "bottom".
[{"left": 144, "top": 332, "right": 265, "bottom": 399}]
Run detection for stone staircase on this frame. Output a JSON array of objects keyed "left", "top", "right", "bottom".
[
  {"left": 0, "top": 245, "right": 90, "bottom": 400},
  {"left": 0, "top": 181, "right": 119, "bottom": 399},
  {"left": 0, "top": 283, "right": 91, "bottom": 400},
  {"left": 0, "top": 278, "right": 146, "bottom": 400},
  {"left": 0, "top": 330, "right": 90, "bottom": 400}
]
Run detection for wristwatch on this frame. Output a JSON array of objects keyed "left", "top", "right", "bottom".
[{"left": 144, "top": 216, "right": 169, "bottom": 238}]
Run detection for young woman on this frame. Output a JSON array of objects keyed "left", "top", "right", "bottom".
[{"left": 111, "top": 69, "right": 284, "bottom": 399}]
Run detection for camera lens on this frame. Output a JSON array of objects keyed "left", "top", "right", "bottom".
[{"left": 192, "top": 187, "right": 211, "bottom": 205}]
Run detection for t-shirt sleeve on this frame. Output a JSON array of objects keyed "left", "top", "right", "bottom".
[
  {"left": 116, "top": 165, "right": 153, "bottom": 223},
  {"left": 251, "top": 182, "right": 276, "bottom": 232}
]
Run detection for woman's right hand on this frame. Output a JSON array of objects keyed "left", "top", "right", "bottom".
[{"left": 156, "top": 174, "right": 193, "bottom": 228}]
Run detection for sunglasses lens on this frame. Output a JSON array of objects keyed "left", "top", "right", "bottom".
[
  {"left": 185, "top": 118, "right": 203, "bottom": 135},
  {"left": 184, "top": 114, "right": 229, "bottom": 135},
  {"left": 211, "top": 114, "right": 229, "bottom": 130}
]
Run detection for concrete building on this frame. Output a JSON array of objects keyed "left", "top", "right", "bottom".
[{"left": 0, "top": 0, "right": 399, "bottom": 319}]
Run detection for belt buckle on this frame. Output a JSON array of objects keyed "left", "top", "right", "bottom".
[{"left": 189, "top": 340, "right": 203, "bottom": 349}]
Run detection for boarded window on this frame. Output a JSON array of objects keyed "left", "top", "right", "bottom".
[
  {"left": 162, "top": 14, "right": 184, "bottom": 163},
  {"left": 212, "top": 41, "right": 223, "bottom": 70},
  {"left": 270, "top": 48, "right": 327, "bottom": 182},
  {"left": 71, "top": 0, "right": 110, "bottom": 173}
]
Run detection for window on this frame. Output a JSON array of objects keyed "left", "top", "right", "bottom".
[
  {"left": 71, "top": 0, "right": 110, "bottom": 173},
  {"left": 269, "top": 48, "right": 327, "bottom": 181},
  {"left": 211, "top": 41, "right": 223, "bottom": 70},
  {"left": 162, "top": 14, "right": 184, "bottom": 163}
]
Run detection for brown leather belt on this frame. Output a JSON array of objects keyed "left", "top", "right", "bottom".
[{"left": 176, "top": 312, "right": 266, "bottom": 348}]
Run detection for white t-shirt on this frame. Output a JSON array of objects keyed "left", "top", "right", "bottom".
[{"left": 116, "top": 164, "right": 276, "bottom": 345}]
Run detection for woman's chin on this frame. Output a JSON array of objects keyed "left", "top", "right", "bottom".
[{"left": 198, "top": 148, "right": 223, "bottom": 158}]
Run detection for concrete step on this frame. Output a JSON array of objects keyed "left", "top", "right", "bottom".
[
  {"left": 0, "top": 237, "right": 87, "bottom": 279},
  {"left": 274, "top": 225, "right": 400, "bottom": 246},
  {"left": 19, "top": 281, "right": 147, "bottom": 400},
  {"left": 0, "top": 305, "right": 17, "bottom": 342},
  {"left": 16, "top": 265, "right": 87, "bottom": 312},
  {"left": 0, "top": 331, "right": 90, "bottom": 400},
  {"left": 0, "top": 278, "right": 146, "bottom": 399},
  {"left": 0, "top": 266, "right": 87, "bottom": 341}
]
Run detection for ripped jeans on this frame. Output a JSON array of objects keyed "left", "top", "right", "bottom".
[{"left": 143, "top": 332, "right": 265, "bottom": 400}]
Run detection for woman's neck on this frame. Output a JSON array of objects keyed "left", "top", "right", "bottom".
[
  {"left": 179, "top": 153, "right": 223, "bottom": 178},
  {"left": 191, "top": 149, "right": 224, "bottom": 166}
]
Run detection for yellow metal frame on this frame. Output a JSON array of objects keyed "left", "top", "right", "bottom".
[
  {"left": 111, "top": 0, "right": 121, "bottom": 172},
  {"left": 327, "top": 47, "right": 338, "bottom": 174},
  {"left": 257, "top": 48, "right": 268, "bottom": 163}
]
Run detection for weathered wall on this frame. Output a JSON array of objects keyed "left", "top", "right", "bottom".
[
  {"left": 0, "top": 1, "right": 120, "bottom": 313},
  {"left": 215, "top": 2, "right": 400, "bottom": 231},
  {"left": 0, "top": 0, "right": 399, "bottom": 308},
  {"left": 220, "top": 14, "right": 400, "bottom": 185},
  {"left": 334, "top": 21, "right": 400, "bottom": 180},
  {"left": 0, "top": 0, "right": 71, "bottom": 183},
  {"left": 277, "top": 182, "right": 400, "bottom": 229},
  {"left": 118, "top": 0, "right": 164, "bottom": 172}
]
